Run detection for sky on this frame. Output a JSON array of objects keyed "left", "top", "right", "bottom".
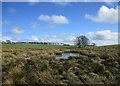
[{"left": 1, "top": 1, "right": 119, "bottom": 46}]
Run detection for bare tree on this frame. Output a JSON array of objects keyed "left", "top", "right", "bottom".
[{"left": 75, "top": 35, "right": 89, "bottom": 47}]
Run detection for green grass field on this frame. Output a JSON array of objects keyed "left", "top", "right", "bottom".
[
  {"left": 2, "top": 44, "right": 119, "bottom": 51},
  {"left": 2, "top": 44, "right": 77, "bottom": 49}
]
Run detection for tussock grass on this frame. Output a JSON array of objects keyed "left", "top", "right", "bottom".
[{"left": 2, "top": 44, "right": 120, "bottom": 85}]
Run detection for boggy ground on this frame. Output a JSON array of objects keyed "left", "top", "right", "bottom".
[{"left": 2, "top": 45, "right": 120, "bottom": 85}]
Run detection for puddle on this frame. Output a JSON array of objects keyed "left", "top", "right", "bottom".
[{"left": 56, "top": 53, "right": 80, "bottom": 60}]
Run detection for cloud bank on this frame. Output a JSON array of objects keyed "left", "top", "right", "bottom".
[
  {"left": 85, "top": 5, "right": 118, "bottom": 23},
  {"left": 87, "top": 30, "right": 118, "bottom": 46},
  {"left": 28, "top": 33, "right": 76, "bottom": 44}
]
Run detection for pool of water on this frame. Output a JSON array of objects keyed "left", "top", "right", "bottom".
[{"left": 56, "top": 53, "right": 80, "bottom": 60}]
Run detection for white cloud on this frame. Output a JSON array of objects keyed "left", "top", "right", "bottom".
[
  {"left": 28, "top": 0, "right": 40, "bottom": 5},
  {"left": 38, "top": 15, "right": 51, "bottom": 21},
  {"left": 29, "top": 0, "right": 40, "bottom": 2},
  {"left": 1, "top": 35, "right": 19, "bottom": 42},
  {"left": 103, "top": 0, "right": 116, "bottom": 2},
  {"left": 85, "top": 5, "right": 118, "bottom": 23},
  {"left": 11, "top": 27, "right": 25, "bottom": 34},
  {"left": 30, "top": 22, "right": 39, "bottom": 29},
  {"left": 0, "top": 33, "right": 10, "bottom": 42},
  {"left": 87, "top": 32, "right": 94, "bottom": 36},
  {"left": 28, "top": 35, "right": 39, "bottom": 41},
  {"left": 38, "top": 15, "right": 69, "bottom": 24},
  {"left": 8, "top": 8, "right": 16, "bottom": 13},
  {"left": 1, "top": 36, "right": 11, "bottom": 42},
  {"left": 52, "top": 15, "right": 69, "bottom": 24},
  {"left": 53, "top": 2, "right": 70, "bottom": 6},
  {"left": 27, "top": 33, "right": 76, "bottom": 45},
  {"left": 87, "top": 30, "right": 118, "bottom": 46}
]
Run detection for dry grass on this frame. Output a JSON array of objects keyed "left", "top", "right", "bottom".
[{"left": 2, "top": 45, "right": 120, "bottom": 85}]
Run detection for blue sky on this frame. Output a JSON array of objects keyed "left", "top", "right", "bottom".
[{"left": 2, "top": 2, "right": 118, "bottom": 46}]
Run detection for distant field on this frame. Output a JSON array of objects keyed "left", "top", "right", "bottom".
[
  {"left": 2, "top": 44, "right": 119, "bottom": 50},
  {"left": 2, "top": 44, "right": 77, "bottom": 49}
]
